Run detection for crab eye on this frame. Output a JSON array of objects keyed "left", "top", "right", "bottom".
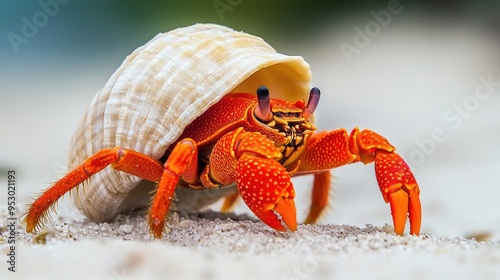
[
  {"left": 303, "top": 87, "right": 320, "bottom": 120},
  {"left": 254, "top": 86, "right": 273, "bottom": 122}
]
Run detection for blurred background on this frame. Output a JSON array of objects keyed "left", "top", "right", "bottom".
[{"left": 1, "top": 0, "right": 499, "bottom": 240}]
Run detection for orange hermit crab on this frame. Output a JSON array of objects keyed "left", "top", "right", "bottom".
[{"left": 23, "top": 24, "right": 421, "bottom": 238}]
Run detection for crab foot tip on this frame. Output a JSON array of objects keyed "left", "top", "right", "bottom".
[{"left": 375, "top": 151, "right": 421, "bottom": 235}]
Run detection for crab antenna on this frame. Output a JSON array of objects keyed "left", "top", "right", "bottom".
[
  {"left": 255, "top": 85, "right": 273, "bottom": 121},
  {"left": 304, "top": 87, "right": 320, "bottom": 120}
]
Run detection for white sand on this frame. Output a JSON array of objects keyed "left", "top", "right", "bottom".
[
  {"left": 2, "top": 14, "right": 500, "bottom": 280},
  {"left": 1, "top": 207, "right": 499, "bottom": 280}
]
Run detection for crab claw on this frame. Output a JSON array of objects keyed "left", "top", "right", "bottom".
[
  {"left": 375, "top": 151, "right": 421, "bottom": 235},
  {"left": 236, "top": 155, "right": 297, "bottom": 231}
]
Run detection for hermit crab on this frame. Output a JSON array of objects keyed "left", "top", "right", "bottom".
[{"left": 23, "top": 23, "right": 421, "bottom": 238}]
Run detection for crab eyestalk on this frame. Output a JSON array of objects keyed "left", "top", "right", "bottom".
[
  {"left": 303, "top": 87, "right": 320, "bottom": 120},
  {"left": 254, "top": 85, "right": 273, "bottom": 122}
]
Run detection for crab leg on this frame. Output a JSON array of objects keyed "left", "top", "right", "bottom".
[
  {"left": 148, "top": 139, "right": 198, "bottom": 238},
  {"left": 298, "top": 127, "right": 421, "bottom": 235},
  {"left": 221, "top": 191, "right": 240, "bottom": 212},
  {"left": 23, "top": 142, "right": 200, "bottom": 239},
  {"left": 303, "top": 170, "right": 331, "bottom": 224},
  {"left": 209, "top": 128, "right": 297, "bottom": 231},
  {"left": 23, "top": 147, "right": 165, "bottom": 233}
]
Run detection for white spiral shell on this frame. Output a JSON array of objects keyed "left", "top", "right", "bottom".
[{"left": 69, "top": 23, "right": 312, "bottom": 222}]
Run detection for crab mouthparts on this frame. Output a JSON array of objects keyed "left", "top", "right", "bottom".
[{"left": 274, "top": 121, "right": 313, "bottom": 166}]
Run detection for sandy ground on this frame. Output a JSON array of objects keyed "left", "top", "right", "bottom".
[
  {"left": 1, "top": 14, "right": 500, "bottom": 280},
  {"left": 1, "top": 206, "right": 499, "bottom": 280}
]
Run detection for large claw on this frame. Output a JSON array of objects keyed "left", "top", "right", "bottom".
[
  {"left": 375, "top": 151, "right": 421, "bottom": 235},
  {"left": 236, "top": 155, "right": 297, "bottom": 231},
  {"left": 209, "top": 128, "right": 298, "bottom": 231}
]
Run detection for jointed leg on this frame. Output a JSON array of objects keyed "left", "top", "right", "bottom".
[
  {"left": 298, "top": 127, "right": 421, "bottom": 235},
  {"left": 23, "top": 147, "right": 165, "bottom": 233},
  {"left": 24, "top": 140, "right": 200, "bottom": 239},
  {"left": 303, "top": 170, "right": 331, "bottom": 224},
  {"left": 221, "top": 191, "right": 240, "bottom": 212},
  {"left": 148, "top": 139, "right": 198, "bottom": 238}
]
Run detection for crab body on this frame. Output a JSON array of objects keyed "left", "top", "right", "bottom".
[{"left": 22, "top": 24, "right": 421, "bottom": 239}]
